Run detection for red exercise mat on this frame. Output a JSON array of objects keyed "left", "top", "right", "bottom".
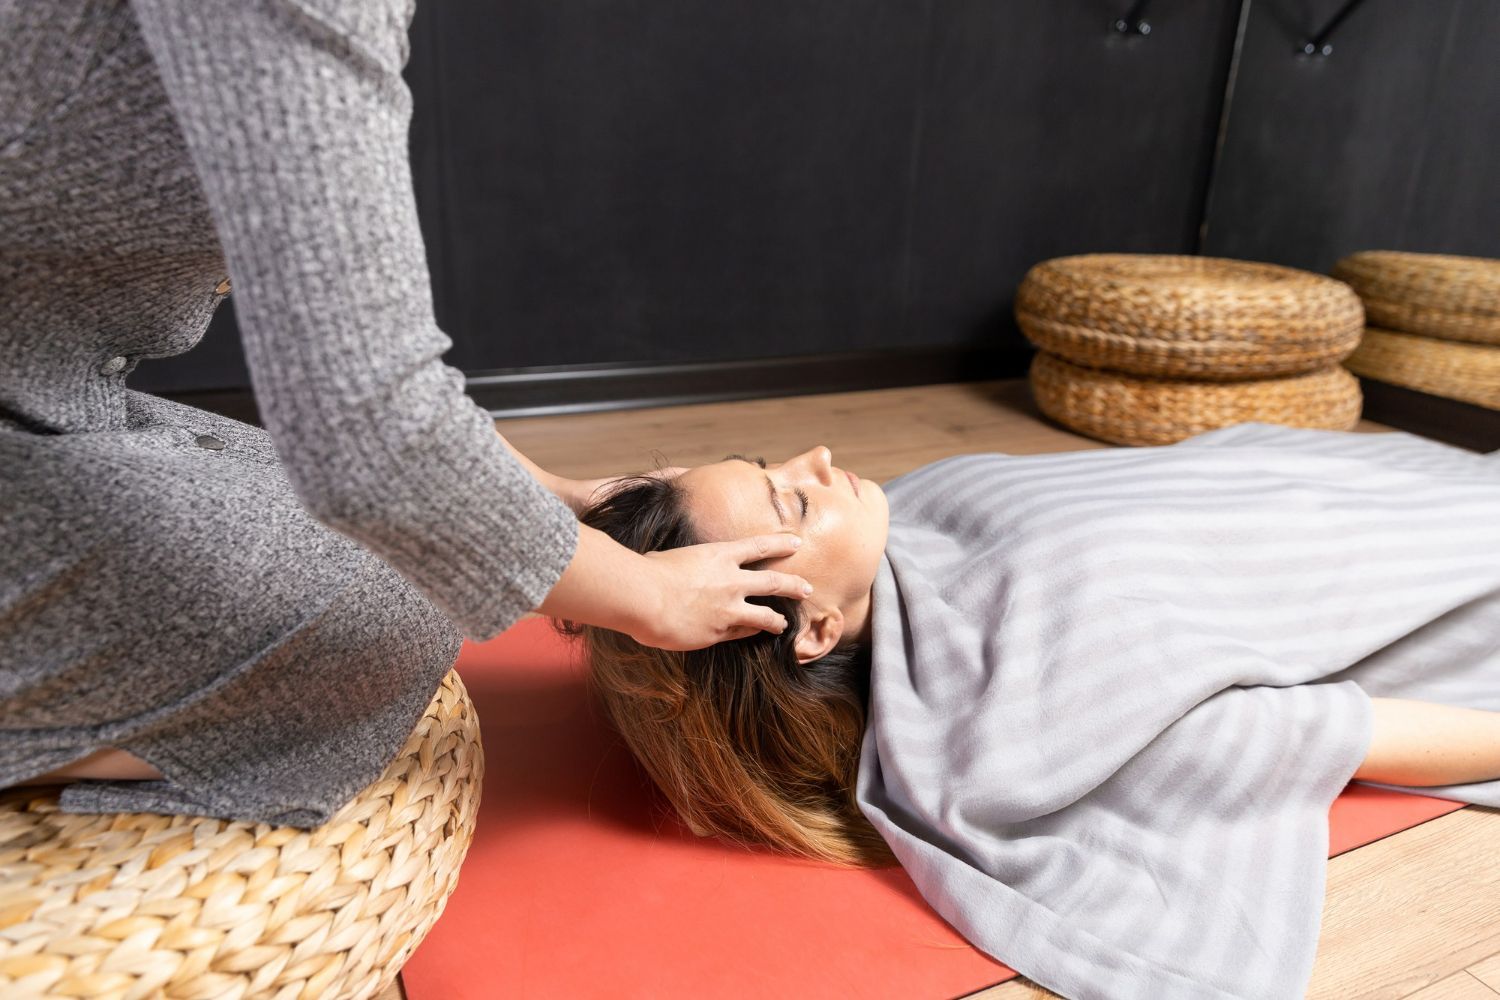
[{"left": 401, "top": 618, "right": 1466, "bottom": 1000}]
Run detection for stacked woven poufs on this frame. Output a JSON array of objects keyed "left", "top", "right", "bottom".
[
  {"left": 1016, "top": 254, "right": 1366, "bottom": 446},
  {"left": 1332, "top": 251, "right": 1500, "bottom": 410},
  {"left": 0, "top": 669, "right": 483, "bottom": 1000}
]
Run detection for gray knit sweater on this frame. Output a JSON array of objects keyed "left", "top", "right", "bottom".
[{"left": 1, "top": 0, "right": 579, "bottom": 643}]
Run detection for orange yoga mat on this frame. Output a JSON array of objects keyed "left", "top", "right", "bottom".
[{"left": 401, "top": 618, "right": 1467, "bottom": 999}]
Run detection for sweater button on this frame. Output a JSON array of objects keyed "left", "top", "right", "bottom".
[
  {"left": 215, "top": 278, "right": 232, "bottom": 295},
  {"left": 100, "top": 356, "right": 128, "bottom": 375},
  {"left": 195, "top": 434, "right": 226, "bottom": 451}
]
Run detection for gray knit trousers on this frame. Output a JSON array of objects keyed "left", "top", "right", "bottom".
[{"left": 0, "top": 389, "right": 464, "bottom": 827}]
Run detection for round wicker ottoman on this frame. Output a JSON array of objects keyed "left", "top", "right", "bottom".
[
  {"left": 1015, "top": 253, "right": 1365, "bottom": 380},
  {"left": 1332, "top": 251, "right": 1500, "bottom": 346},
  {"left": 1029, "top": 351, "right": 1363, "bottom": 446},
  {"left": 1343, "top": 326, "right": 1500, "bottom": 410},
  {"left": 0, "top": 669, "right": 482, "bottom": 1000}
]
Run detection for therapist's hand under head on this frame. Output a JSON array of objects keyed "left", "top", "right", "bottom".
[
  {"left": 630, "top": 532, "right": 813, "bottom": 651},
  {"left": 566, "top": 466, "right": 689, "bottom": 515}
]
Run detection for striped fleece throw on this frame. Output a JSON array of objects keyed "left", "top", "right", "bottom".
[{"left": 856, "top": 421, "right": 1500, "bottom": 1000}]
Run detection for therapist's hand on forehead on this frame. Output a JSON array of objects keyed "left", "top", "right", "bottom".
[{"left": 499, "top": 436, "right": 812, "bottom": 651}]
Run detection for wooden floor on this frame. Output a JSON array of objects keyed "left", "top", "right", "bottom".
[{"left": 387, "top": 379, "right": 1500, "bottom": 1000}]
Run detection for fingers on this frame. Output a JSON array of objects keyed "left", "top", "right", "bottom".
[
  {"left": 577, "top": 476, "right": 625, "bottom": 508},
  {"left": 728, "top": 605, "right": 790, "bottom": 639},
  {"left": 729, "top": 534, "right": 813, "bottom": 599},
  {"left": 736, "top": 532, "right": 803, "bottom": 564},
  {"left": 744, "top": 568, "right": 814, "bottom": 599}
]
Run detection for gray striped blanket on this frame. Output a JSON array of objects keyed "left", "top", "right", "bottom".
[{"left": 855, "top": 422, "right": 1500, "bottom": 1000}]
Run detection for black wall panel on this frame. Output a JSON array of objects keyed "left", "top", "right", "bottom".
[
  {"left": 127, "top": 0, "right": 1499, "bottom": 417},
  {"left": 129, "top": 302, "right": 249, "bottom": 394},
  {"left": 416, "top": 1, "right": 929, "bottom": 368},
  {"left": 1201, "top": 0, "right": 1500, "bottom": 271},
  {"left": 904, "top": 0, "right": 1242, "bottom": 342}
]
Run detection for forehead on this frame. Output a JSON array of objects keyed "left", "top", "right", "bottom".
[{"left": 677, "top": 460, "right": 780, "bottom": 540}]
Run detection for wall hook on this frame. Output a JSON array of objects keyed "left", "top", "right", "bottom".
[
  {"left": 1112, "top": 0, "right": 1152, "bottom": 36},
  {"left": 1299, "top": 0, "right": 1368, "bottom": 56}
]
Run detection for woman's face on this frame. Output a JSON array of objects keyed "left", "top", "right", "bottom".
[{"left": 674, "top": 446, "right": 890, "bottom": 624}]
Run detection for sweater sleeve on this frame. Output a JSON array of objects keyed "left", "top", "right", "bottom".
[{"left": 128, "top": 0, "right": 579, "bottom": 641}]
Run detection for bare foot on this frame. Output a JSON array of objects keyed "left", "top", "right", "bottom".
[{"left": 7, "top": 747, "right": 164, "bottom": 788}]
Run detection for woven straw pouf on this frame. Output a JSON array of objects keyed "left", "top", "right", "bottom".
[
  {"left": 1343, "top": 326, "right": 1500, "bottom": 410},
  {"left": 1332, "top": 251, "right": 1500, "bottom": 346},
  {"left": 0, "top": 669, "right": 482, "bottom": 1000},
  {"left": 1029, "top": 350, "right": 1363, "bottom": 446},
  {"left": 1015, "top": 253, "right": 1365, "bottom": 380}
]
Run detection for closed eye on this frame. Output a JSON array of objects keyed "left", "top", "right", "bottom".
[{"left": 794, "top": 487, "right": 810, "bottom": 519}]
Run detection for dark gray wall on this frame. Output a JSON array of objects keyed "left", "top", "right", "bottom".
[
  {"left": 414, "top": 1, "right": 1240, "bottom": 367},
  {"left": 1202, "top": 0, "right": 1500, "bottom": 271},
  {"left": 130, "top": 0, "right": 1500, "bottom": 412}
]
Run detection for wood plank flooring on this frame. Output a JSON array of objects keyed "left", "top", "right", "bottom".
[{"left": 391, "top": 379, "right": 1499, "bottom": 1000}]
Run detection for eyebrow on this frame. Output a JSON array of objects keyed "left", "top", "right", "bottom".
[
  {"left": 764, "top": 475, "right": 788, "bottom": 526},
  {"left": 724, "top": 454, "right": 785, "bottom": 525}
]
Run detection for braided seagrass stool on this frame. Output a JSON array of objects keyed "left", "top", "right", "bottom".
[
  {"left": 1029, "top": 351, "right": 1362, "bottom": 447},
  {"left": 1332, "top": 251, "right": 1500, "bottom": 346},
  {"left": 1343, "top": 326, "right": 1500, "bottom": 411},
  {"left": 1016, "top": 254, "right": 1364, "bottom": 380},
  {"left": 0, "top": 669, "right": 482, "bottom": 1000},
  {"left": 1332, "top": 251, "right": 1500, "bottom": 413},
  {"left": 1015, "top": 253, "right": 1365, "bottom": 444}
]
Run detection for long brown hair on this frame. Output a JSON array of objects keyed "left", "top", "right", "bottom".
[{"left": 556, "top": 474, "right": 896, "bottom": 868}]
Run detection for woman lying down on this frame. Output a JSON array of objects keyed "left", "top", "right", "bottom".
[{"left": 563, "top": 421, "right": 1500, "bottom": 1000}]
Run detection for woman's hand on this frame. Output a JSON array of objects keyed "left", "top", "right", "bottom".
[
  {"left": 629, "top": 533, "right": 812, "bottom": 650},
  {"left": 537, "top": 524, "right": 811, "bottom": 652}
]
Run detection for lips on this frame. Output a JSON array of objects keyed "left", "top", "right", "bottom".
[{"left": 844, "top": 468, "right": 860, "bottom": 496}]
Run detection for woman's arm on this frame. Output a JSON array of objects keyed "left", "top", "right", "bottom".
[
  {"left": 493, "top": 432, "right": 577, "bottom": 508},
  {"left": 129, "top": 0, "right": 581, "bottom": 642},
  {"left": 1354, "top": 697, "right": 1500, "bottom": 786},
  {"left": 129, "top": 1, "right": 805, "bottom": 650}
]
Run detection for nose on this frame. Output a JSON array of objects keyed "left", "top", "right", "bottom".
[{"left": 785, "top": 445, "right": 836, "bottom": 487}]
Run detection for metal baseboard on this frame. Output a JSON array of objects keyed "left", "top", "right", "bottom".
[
  {"left": 1356, "top": 378, "right": 1500, "bottom": 454},
  {"left": 153, "top": 346, "right": 1031, "bottom": 427}
]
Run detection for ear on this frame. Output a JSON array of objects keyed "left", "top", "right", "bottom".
[{"left": 792, "top": 600, "right": 845, "bottom": 665}]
